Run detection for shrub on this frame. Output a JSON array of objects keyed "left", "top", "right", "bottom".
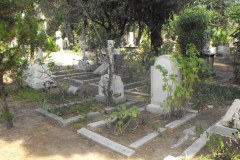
[
  {"left": 107, "top": 105, "right": 140, "bottom": 135},
  {"left": 174, "top": 6, "right": 211, "bottom": 54}
]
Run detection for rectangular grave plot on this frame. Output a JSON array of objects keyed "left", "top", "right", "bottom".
[
  {"left": 45, "top": 99, "right": 135, "bottom": 120},
  {"left": 94, "top": 110, "right": 171, "bottom": 146}
]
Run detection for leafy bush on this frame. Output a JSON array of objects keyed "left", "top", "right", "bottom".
[
  {"left": 174, "top": 6, "right": 211, "bottom": 54},
  {"left": 44, "top": 37, "right": 60, "bottom": 52},
  {"left": 107, "top": 105, "right": 140, "bottom": 135},
  {"left": 72, "top": 44, "right": 80, "bottom": 52},
  {"left": 201, "top": 133, "right": 240, "bottom": 160}
]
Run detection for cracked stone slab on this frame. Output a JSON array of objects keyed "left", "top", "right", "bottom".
[{"left": 78, "top": 128, "right": 135, "bottom": 157}]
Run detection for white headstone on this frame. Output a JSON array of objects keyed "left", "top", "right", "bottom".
[
  {"left": 146, "top": 55, "right": 181, "bottom": 114},
  {"left": 128, "top": 32, "right": 135, "bottom": 47},
  {"left": 25, "top": 64, "right": 56, "bottom": 89},
  {"left": 37, "top": 48, "right": 43, "bottom": 60},
  {"left": 96, "top": 74, "right": 126, "bottom": 104},
  {"left": 55, "top": 30, "right": 63, "bottom": 51}
]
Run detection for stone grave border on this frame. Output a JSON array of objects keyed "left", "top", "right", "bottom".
[
  {"left": 164, "top": 118, "right": 239, "bottom": 160},
  {"left": 125, "top": 85, "right": 150, "bottom": 97},
  {"left": 52, "top": 71, "right": 93, "bottom": 79},
  {"left": 68, "top": 77, "right": 101, "bottom": 85},
  {"left": 78, "top": 109, "right": 198, "bottom": 157},
  {"left": 36, "top": 100, "right": 138, "bottom": 127}
]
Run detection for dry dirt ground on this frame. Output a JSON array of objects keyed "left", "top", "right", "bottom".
[
  {"left": 0, "top": 100, "right": 229, "bottom": 160},
  {"left": 0, "top": 57, "right": 238, "bottom": 160}
]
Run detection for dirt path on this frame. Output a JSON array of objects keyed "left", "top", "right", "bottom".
[
  {"left": 0, "top": 100, "right": 229, "bottom": 160},
  {"left": 0, "top": 102, "right": 130, "bottom": 160}
]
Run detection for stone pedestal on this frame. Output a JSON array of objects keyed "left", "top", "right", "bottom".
[
  {"left": 146, "top": 55, "right": 181, "bottom": 114},
  {"left": 25, "top": 64, "right": 56, "bottom": 89},
  {"left": 96, "top": 74, "right": 126, "bottom": 104}
]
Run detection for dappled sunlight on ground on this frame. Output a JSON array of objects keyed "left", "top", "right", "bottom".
[{"left": 0, "top": 103, "right": 146, "bottom": 160}]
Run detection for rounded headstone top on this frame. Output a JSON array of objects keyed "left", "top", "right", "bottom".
[
  {"left": 154, "top": 55, "right": 175, "bottom": 66},
  {"left": 55, "top": 30, "right": 62, "bottom": 38}
]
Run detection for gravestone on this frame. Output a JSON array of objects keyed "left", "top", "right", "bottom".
[
  {"left": 67, "top": 85, "right": 80, "bottom": 95},
  {"left": 96, "top": 40, "right": 126, "bottom": 104},
  {"left": 146, "top": 55, "right": 181, "bottom": 114},
  {"left": 128, "top": 32, "right": 135, "bottom": 47},
  {"left": 78, "top": 44, "right": 90, "bottom": 70},
  {"left": 95, "top": 74, "right": 126, "bottom": 104},
  {"left": 55, "top": 30, "right": 63, "bottom": 51},
  {"left": 94, "top": 40, "right": 120, "bottom": 75},
  {"left": 25, "top": 49, "right": 56, "bottom": 89},
  {"left": 222, "top": 99, "right": 240, "bottom": 129}
]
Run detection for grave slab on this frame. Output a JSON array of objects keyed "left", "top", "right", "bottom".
[{"left": 78, "top": 128, "right": 135, "bottom": 157}]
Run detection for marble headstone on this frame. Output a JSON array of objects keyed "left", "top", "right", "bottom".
[
  {"left": 146, "top": 55, "right": 181, "bottom": 114},
  {"left": 96, "top": 74, "right": 126, "bottom": 104}
]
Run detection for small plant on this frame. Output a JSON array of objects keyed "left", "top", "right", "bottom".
[
  {"left": 205, "top": 133, "right": 240, "bottom": 159},
  {"left": 107, "top": 105, "right": 140, "bottom": 135},
  {"left": 0, "top": 110, "right": 12, "bottom": 123},
  {"left": 195, "top": 124, "right": 204, "bottom": 135},
  {"left": 228, "top": 118, "right": 235, "bottom": 128}
]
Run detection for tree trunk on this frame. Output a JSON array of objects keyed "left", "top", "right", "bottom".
[
  {"left": 0, "top": 72, "right": 13, "bottom": 129},
  {"left": 30, "top": 43, "right": 35, "bottom": 63},
  {"left": 150, "top": 27, "right": 162, "bottom": 56},
  {"left": 136, "top": 22, "right": 144, "bottom": 46}
]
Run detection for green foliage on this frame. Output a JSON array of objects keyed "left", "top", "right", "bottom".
[
  {"left": 107, "top": 105, "right": 140, "bottom": 135},
  {"left": 70, "top": 117, "right": 89, "bottom": 130},
  {"left": 204, "top": 133, "right": 240, "bottom": 160},
  {"left": 0, "top": 110, "right": 12, "bottom": 123},
  {"left": 125, "top": 41, "right": 156, "bottom": 72},
  {"left": 192, "top": 82, "right": 240, "bottom": 110},
  {"left": 157, "top": 44, "right": 204, "bottom": 118},
  {"left": 44, "top": 37, "right": 60, "bottom": 52},
  {"left": 195, "top": 124, "right": 204, "bottom": 135},
  {"left": 174, "top": 6, "right": 211, "bottom": 54},
  {"left": 7, "top": 87, "right": 45, "bottom": 102},
  {"left": 72, "top": 44, "right": 80, "bottom": 52},
  {"left": 48, "top": 101, "right": 106, "bottom": 119}
]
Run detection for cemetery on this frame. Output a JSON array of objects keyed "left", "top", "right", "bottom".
[{"left": 0, "top": 1, "right": 240, "bottom": 160}]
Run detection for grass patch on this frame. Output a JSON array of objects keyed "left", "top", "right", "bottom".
[
  {"left": 48, "top": 100, "right": 108, "bottom": 119},
  {"left": 192, "top": 82, "right": 240, "bottom": 110},
  {"left": 7, "top": 87, "right": 45, "bottom": 102},
  {"left": 70, "top": 117, "right": 89, "bottom": 130}
]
